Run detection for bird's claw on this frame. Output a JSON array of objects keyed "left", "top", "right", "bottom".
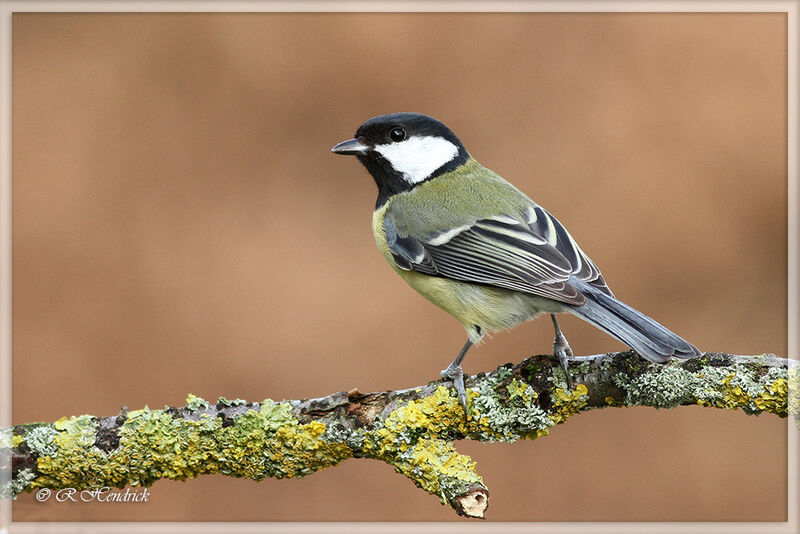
[
  {"left": 553, "top": 332, "right": 573, "bottom": 387},
  {"left": 440, "top": 364, "right": 468, "bottom": 412}
]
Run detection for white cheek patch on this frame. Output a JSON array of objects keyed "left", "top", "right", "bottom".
[{"left": 374, "top": 136, "right": 459, "bottom": 184}]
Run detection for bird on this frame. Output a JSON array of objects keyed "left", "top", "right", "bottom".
[{"left": 331, "top": 112, "right": 701, "bottom": 410}]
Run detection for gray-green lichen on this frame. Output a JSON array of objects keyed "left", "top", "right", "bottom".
[
  {"left": 24, "top": 426, "right": 59, "bottom": 458},
  {"left": 322, "top": 421, "right": 367, "bottom": 450},
  {"left": 612, "top": 365, "right": 703, "bottom": 408},
  {"left": 1, "top": 468, "right": 35, "bottom": 499},
  {"left": 610, "top": 357, "right": 790, "bottom": 416},
  {"left": 217, "top": 396, "right": 248, "bottom": 407},
  {"left": 0, "top": 428, "right": 12, "bottom": 449},
  {"left": 471, "top": 374, "right": 553, "bottom": 441},
  {"left": 185, "top": 394, "right": 210, "bottom": 411}
]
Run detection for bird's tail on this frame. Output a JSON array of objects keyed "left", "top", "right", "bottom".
[{"left": 569, "top": 280, "right": 701, "bottom": 363}]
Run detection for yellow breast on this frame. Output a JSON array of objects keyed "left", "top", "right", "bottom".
[{"left": 371, "top": 204, "right": 555, "bottom": 342}]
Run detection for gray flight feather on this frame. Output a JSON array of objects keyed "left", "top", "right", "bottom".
[{"left": 569, "top": 279, "right": 701, "bottom": 362}]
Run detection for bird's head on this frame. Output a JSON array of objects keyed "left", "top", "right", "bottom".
[{"left": 332, "top": 113, "right": 470, "bottom": 203}]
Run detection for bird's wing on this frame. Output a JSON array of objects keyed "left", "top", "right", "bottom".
[
  {"left": 525, "top": 206, "right": 612, "bottom": 297},
  {"left": 384, "top": 205, "right": 611, "bottom": 306}
]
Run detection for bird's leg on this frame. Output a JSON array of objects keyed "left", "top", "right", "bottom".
[
  {"left": 440, "top": 338, "right": 473, "bottom": 412},
  {"left": 551, "top": 314, "right": 573, "bottom": 387}
]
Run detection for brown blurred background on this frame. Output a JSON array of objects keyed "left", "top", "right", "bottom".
[{"left": 12, "top": 13, "right": 787, "bottom": 522}]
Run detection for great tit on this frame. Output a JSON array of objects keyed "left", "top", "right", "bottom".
[{"left": 332, "top": 112, "right": 701, "bottom": 410}]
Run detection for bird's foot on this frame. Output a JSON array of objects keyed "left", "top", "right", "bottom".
[
  {"left": 553, "top": 332, "right": 574, "bottom": 387},
  {"left": 440, "top": 363, "right": 468, "bottom": 413}
]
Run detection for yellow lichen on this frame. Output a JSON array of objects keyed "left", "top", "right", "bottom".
[
  {"left": 35, "top": 415, "right": 109, "bottom": 488},
  {"left": 31, "top": 400, "right": 352, "bottom": 492},
  {"left": 718, "top": 375, "right": 751, "bottom": 410},
  {"left": 549, "top": 384, "right": 589, "bottom": 424},
  {"left": 604, "top": 395, "right": 627, "bottom": 407},
  {"left": 753, "top": 378, "right": 788, "bottom": 416},
  {"left": 360, "top": 386, "right": 483, "bottom": 498},
  {"left": 524, "top": 428, "right": 550, "bottom": 440},
  {"left": 506, "top": 379, "right": 535, "bottom": 402},
  {"left": 699, "top": 374, "right": 790, "bottom": 416}
]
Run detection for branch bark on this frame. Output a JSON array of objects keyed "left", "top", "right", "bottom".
[{"left": 3, "top": 351, "right": 797, "bottom": 518}]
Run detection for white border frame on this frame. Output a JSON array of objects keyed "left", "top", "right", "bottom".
[{"left": 0, "top": 2, "right": 796, "bottom": 533}]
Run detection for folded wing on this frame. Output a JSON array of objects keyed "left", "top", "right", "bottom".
[{"left": 385, "top": 206, "right": 611, "bottom": 306}]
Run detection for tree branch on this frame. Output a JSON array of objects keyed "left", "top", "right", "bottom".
[{"left": 3, "top": 351, "right": 797, "bottom": 518}]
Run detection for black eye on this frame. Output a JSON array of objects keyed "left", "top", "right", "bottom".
[{"left": 389, "top": 127, "right": 406, "bottom": 142}]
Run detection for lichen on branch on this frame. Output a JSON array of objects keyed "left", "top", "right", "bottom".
[{"left": 3, "top": 351, "right": 797, "bottom": 519}]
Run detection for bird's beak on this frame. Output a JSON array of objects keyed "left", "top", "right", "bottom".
[{"left": 331, "top": 138, "right": 369, "bottom": 156}]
